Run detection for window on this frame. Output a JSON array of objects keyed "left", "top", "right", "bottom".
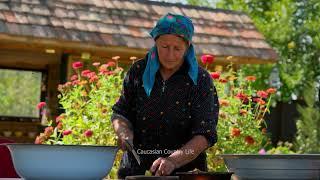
[{"left": 0, "top": 69, "right": 43, "bottom": 118}]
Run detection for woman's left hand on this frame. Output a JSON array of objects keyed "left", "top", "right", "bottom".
[{"left": 150, "top": 157, "right": 176, "bottom": 176}]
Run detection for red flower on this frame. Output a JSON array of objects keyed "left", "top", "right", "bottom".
[
  {"left": 107, "top": 61, "right": 116, "bottom": 67},
  {"left": 70, "top": 75, "right": 78, "bottom": 81},
  {"left": 89, "top": 75, "right": 99, "bottom": 83},
  {"left": 258, "top": 99, "right": 266, "bottom": 105},
  {"left": 231, "top": 128, "right": 241, "bottom": 137},
  {"left": 44, "top": 126, "right": 54, "bottom": 137},
  {"left": 64, "top": 82, "right": 72, "bottom": 87},
  {"left": 210, "top": 72, "right": 220, "bottom": 79},
  {"left": 63, "top": 130, "right": 72, "bottom": 136},
  {"left": 81, "top": 70, "right": 91, "bottom": 77},
  {"left": 245, "top": 76, "right": 256, "bottom": 82},
  {"left": 245, "top": 136, "right": 255, "bottom": 145},
  {"left": 253, "top": 98, "right": 266, "bottom": 105},
  {"left": 57, "top": 122, "right": 63, "bottom": 130},
  {"left": 84, "top": 130, "right": 93, "bottom": 137},
  {"left": 99, "top": 64, "right": 109, "bottom": 72},
  {"left": 55, "top": 115, "right": 64, "bottom": 123},
  {"left": 35, "top": 135, "right": 46, "bottom": 144},
  {"left": 266, "top": 88, "right": 276, "bottom": 94},
  {"left": 201, "top": 54, "right": 215, "bottom": 64},
  {"left": 72, "top": 61, "right": 83, "bottom": 70},
  {"left": 257, "top": 91, "right": 268, "bottom": 98},
  {"left": 37, "top": 102, "right": 46, "bottom": 109},
  {"left": 72, "top": 80, "right": 80, "bottom": 86},
  {"left": 235, "top": 93, "right": 249, "bottom": 103},
  {"left": 86, "top": 72, "right": 97, "bottom": 79}
]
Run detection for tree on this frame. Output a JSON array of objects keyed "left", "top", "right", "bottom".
[
  {"left": 0, "top": 69, "right": 42, "bottom": 117},
  {"left": 216, "top": 0, "right": 320, "bottom": 102},
  {"left": 295, "top": 82, "right": 320, "bottom": 153}
]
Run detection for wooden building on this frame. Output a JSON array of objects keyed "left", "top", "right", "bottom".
[{"left": 0, "top": 0, "right": 277, "bottom": 143}]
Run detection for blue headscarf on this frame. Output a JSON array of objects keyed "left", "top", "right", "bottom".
[{"left": 142, "top": 13, "right": 198, "bottom": 96}]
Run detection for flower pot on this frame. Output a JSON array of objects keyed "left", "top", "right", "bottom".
[{"left": 221, "top": 154, "right": 320, "bottom": 180}]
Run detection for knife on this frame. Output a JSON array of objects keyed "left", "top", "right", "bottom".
[{"left": 124, "top": 139, "right": 141, "bottom": 165}]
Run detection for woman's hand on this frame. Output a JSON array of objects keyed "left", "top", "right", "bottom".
[
  {"left": 117, "top": 131, "right": 133, "bottom": 151},
  {"left": 150, "top": 157, "right": 176, "bottom": 176},
  {"left": 112, "top": 119, "right": 133, "bottom": 151}
]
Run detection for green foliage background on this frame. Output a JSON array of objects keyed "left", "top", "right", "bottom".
[
  {"left": 295, "top": 82, "right": 320, "bottom": 153},
  {"left": 0, "top": 69, "right": 41, "bottom": 118},
  {"left": 216, "top": 0, "right": 319, "bottom": 102}
]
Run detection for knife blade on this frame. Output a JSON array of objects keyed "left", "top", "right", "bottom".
[{"left": 124, "top": 139, "right": 141, "bottom": 165}]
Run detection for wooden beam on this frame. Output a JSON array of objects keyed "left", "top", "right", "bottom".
[
  {"left": 0, "top": 33, "right": 276, "bottom": 66},
  {"left": 0, "top": 33, "right": 146, "bottom": 57},
  {"left": 0, "top": 49, "right": 60, "bottom": 70}
]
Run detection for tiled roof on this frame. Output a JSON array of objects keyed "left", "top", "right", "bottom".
[{"left": 0, "top": 0, "right": 277, "bottom": 62}]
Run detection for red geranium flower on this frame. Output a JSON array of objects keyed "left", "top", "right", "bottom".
[
  {"left": 37, "top": 102, "right": 46, "bottom": 109},
  {"left": 89, "top": 75, "right": 99, "bottom": 83},
  {"left": 210, "top": 72, "right": 220, "bottom": 79},
  {"left": 235, "top": 93, "right": 249, "bottom": 103},
  {"left": 86, "top": 72, "right": 96, "bottom": 79},
  {"left": 231, "top": 128, "right": 241, "bottom": 137},
  {"left": 70, "top": 75, "right": 78, "bottom": 81},
  {"left": 201, "top": 54, "right": 215, "bottom": 64},
  {"left": 257, "top": 91, "right": 268, "bottom": 98},
  {"left": 84, "top": 130, "right": 93, "bottom": 137},
  {"left": 266, "top": 88, "right": 276, "bottom": 94},
  {"left": 44, "top": 126, "right": 54, "bottom": 137},
  {"left": 64, "top": 82, "right": 72, "bottom": 87},
  {"left": 81, "top": 70, "right": 91, "bottom": 77},
  {"left": 35, "top": 135, "right": 46, "bottom": 144},
  {"left": 99, "top": 64, "right": 108, "bottom": 72},
  {"left": 63, "top": 130, "right": 72, "bottom": 136},
  {"left": 245, "top": 76, "right": 256, "bottom": 82},
  {"left": 72, "top": 80, "right": 80, "bottom": 86},
  {"left": 72, "top": 61, "right": 83, "bottom": 70},
  {"left": 253, "top": 98, "right": 266, "bottom": 105},
  {"left": 55, "top": 115, "right": 64, "bottom": 123},
  {"left": 245, "top": 136, "right": 255, "bottom": 145},
  {"left": 106, "top": 61, "right": 116, "bottom": 67},
  {"left": 57, "top": 122, "right": 63, "bottom": 130}
]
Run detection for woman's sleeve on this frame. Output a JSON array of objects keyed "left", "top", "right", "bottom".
[
  {"left": 111, "top": 66, "right": 136, "bottom": 127},
  {"left": 190, "top": 72, "right": 219, "bottom": 147}
]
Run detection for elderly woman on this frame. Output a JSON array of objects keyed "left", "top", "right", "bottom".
[{"left": 112, "top": 13, "right": 219, "bottom": 178}]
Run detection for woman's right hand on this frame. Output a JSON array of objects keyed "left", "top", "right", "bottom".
[
  {"left": 117, "top": 130, "right": 133, "bottom": 151},
  {"left": 112, "top": 118, "right": 134, "bottom": 151}
]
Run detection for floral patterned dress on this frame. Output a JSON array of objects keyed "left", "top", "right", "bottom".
[{"left": 112, "top": 56, "right": 219, "bottom": 178}]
